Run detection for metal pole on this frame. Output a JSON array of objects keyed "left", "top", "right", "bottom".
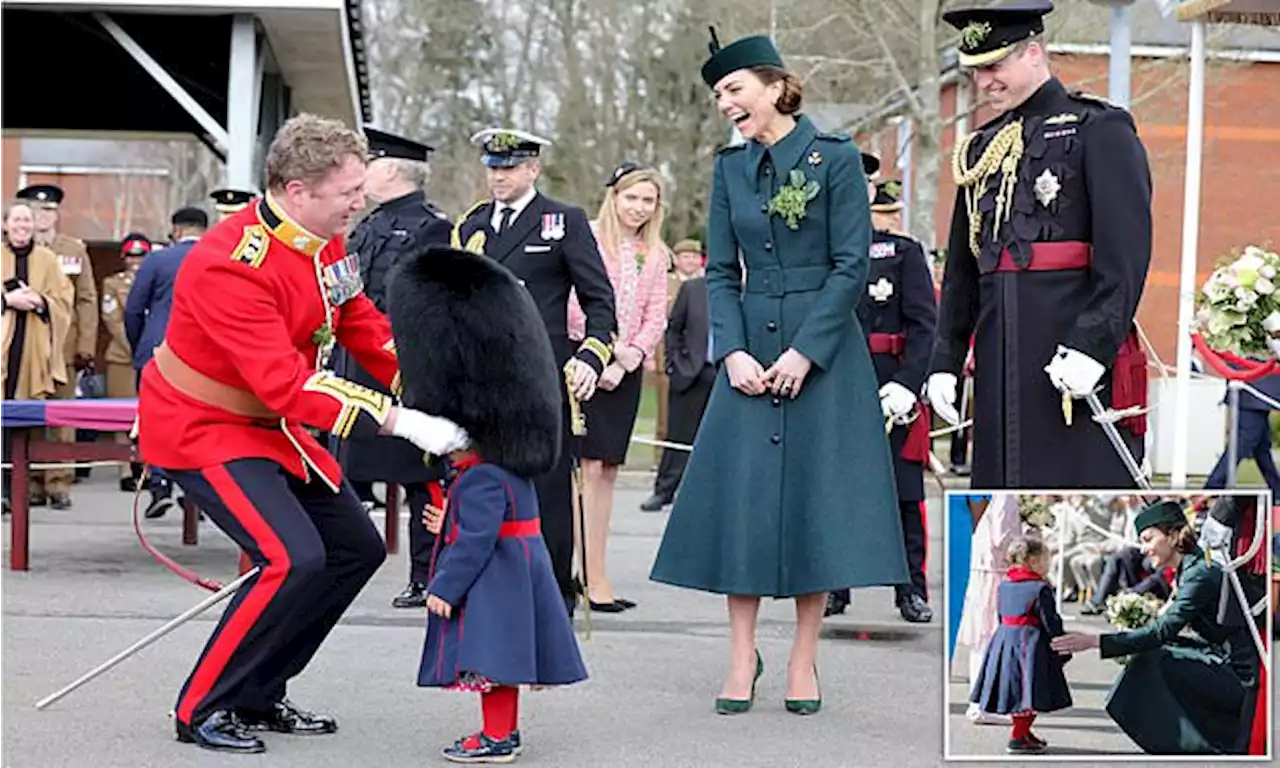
[
  {"left": 227, "top": 15, "right": 259, "bottom": 190},
  {"left": 36, "top": 568, "right": 260, "bottom": 710},
  {"left": 1171, "top": 20, "right": 1207, "bottom": 487},
  {"left": 1108, "top": 5, "right": 1133, "bottom": 108}
]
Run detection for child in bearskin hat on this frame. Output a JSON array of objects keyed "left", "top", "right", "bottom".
[{"left": 387, "top": 246, "right": 588, "bottom": 764}]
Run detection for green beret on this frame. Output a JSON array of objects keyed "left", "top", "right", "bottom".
[
  {"left": 1134, "top": 500, "right": 1186, "bottom": 535},
  {"left": 701, "top": 31, "right": 785, "bottom": 88}
]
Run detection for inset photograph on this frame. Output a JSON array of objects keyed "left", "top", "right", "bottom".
[{"left": 944, "top": 491, "right": 1272, "bottom": 759}]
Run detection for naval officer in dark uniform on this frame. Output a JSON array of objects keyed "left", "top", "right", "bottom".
[
  {"left": 926, "top": 0, "right": 1152, "bottom": 489},
  {"left": 327, "top": 126, "right": 454, "bottom": 608},
  {"left": 452, "top": 128, "right": 617, "bottom": 613},
  {"left": 827, "top": 166, "right": 938, "bottom": 623}
]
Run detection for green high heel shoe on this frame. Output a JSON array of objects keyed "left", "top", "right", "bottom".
[
  {"left": 785, "top": 664, "right": 822, "bottom": 715},
  {"left": 715, "top": 650, "right": 763, "bottom": 715}
]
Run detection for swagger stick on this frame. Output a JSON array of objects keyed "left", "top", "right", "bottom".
[
  {"left": 565, "top": 372, "right": 592, "bottom": 640},
  {"left": 36, "top": 567, "right": 260, "bottom": 710},
  {"left": 1084, "top": 391, "right": 1153, "bottom": 492}
]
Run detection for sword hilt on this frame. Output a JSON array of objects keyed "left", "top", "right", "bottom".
[{"left": 565, "top": 369, "right": 586, "bottom": 437}]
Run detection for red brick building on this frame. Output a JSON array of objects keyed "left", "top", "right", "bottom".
[{"left": 858, "top": 38, "right": 1280, "bottom": 367}]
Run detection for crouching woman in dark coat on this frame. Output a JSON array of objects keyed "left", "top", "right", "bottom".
[
  {"left": 1052, "top": 500, "right": 1263, "bottom": 755},
  {"left": 388, "top": 246, "right": 588, "bottom": 764}
]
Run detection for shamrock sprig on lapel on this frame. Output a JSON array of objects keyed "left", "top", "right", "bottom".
[
  {"left": 312, "top": 323, "right": 334, "bottom": 348},
  {"left": 767, "top": 170, "right": 821, "bottom": 231}
]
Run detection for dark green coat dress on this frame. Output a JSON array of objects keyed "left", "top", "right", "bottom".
[
  {"left": 649, "top": 115, "right": 908, "bottom": 597},
  {"left": 1100, "top": 547, "right": 1261, "bottom": 754}
]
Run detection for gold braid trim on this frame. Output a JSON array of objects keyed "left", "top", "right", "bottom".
[
  {"left": 951, "top": 120, "right": 1024, "bottom": 256},
  {"left": 302, "top": 371, "right": 393, "bottom": 438},
  {"left": 578, "top": 337, "right": 612, "bottom": 368}
]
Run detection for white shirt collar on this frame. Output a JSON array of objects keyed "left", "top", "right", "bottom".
[{"left": 491, "top": 187, "right": 538, "bottom": 230}]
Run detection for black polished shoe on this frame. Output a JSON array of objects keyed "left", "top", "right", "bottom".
[
  {"left": 614, "top": 598, "right": 637, "bottom": 610},
  {"left": 897, "top": 594, "right": 934, "bottom": 623},
  {"left": 238, "top": 699, "right": 337, "bottom": 735},
  {"left": 50, "top": 492, "right": 72, "bottom": 510},
  {"left": 392, "top": 582, "right": 428, "bottom": 609},
  {"left": 29, "top": 493, "right": 48, "bottom": 508},
  {"left": 176, "top": 710, "right": 266, "bottom": 753},
  {"left": 824, "top": 592, "right": 849, "bottom": 617},
  {"left": 639, "top": 493, "right": 671, "bottom": 512},
  {"left": 119, "top": 477, "right": 139, "bottom": 493},
  {"left": 588, "top": 600, "right": 628, "bottom": 613}
]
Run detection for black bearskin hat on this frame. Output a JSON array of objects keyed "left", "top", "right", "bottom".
[{"left": 387, "top": 246, "right": 562, "bottom": 477}]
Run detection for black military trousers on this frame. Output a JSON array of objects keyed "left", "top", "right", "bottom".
[
  {"left": 653, "top": 365, "right": 715, "bottom": 500},
  {"left": 404, "top": 483, "right": 439, "bottom": 586},
  {"left": 895, "top": 500, "right": 929, "bottom": 602},
  {"left": 533, "top": 400, "right": 577, "bottom": 611},
  {"left": 166, "top": 459, "right": 385, "bottom": 726}
]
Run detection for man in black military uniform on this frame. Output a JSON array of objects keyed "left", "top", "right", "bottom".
[
  {"left": 326, "top": 126, "right": 453, "bottom": 609},
  {"left": 926, "top": 0, "right": 1152, "bottom": 489},
  {"left": 827, "top": 165, "right": 937, "bottom": 623},
  {"left": 452, "top": 128, "right": 617, "bottom": 614},
  {"left": 210, "top": 188, "right": 256, "bottom": 222}
]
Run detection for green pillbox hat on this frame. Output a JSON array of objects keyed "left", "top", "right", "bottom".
[
  {"left": 701, "top": 28, "right": 785, "bottom": 88},
  {"left": 1134, "top": 500, "right": 1186, "bottom": 535}
]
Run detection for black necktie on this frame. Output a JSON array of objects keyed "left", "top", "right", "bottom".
[{"left": 496, "top": 206, "right": 514, "bottom": 235}]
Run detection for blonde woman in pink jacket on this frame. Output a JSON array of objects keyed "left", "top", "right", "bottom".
[{"left": 568, "top": 162, "right": 671, "bottom": 612}]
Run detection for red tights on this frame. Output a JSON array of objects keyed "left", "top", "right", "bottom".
[
  {"left": 1011, "top": 711, "right": 1037, "bottom": 740},
  {"left": 481, "top": 686, "right": 520, "bottom": 740}
]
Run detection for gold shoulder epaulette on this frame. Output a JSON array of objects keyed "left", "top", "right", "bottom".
[
  {"left": 230, "top": 224, "right": 270, "bottom": 269},
  {"left": 451, "top": 200, "right": 490, "bottom": 252}
]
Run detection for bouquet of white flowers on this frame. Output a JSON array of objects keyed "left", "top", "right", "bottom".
[
  {"left": 1195, "top": 245, "right": 1280, "bottom": 358},
  {"left": 1103, "top": 592, "right": 1165, "bottom": 665},
  {"left": 1018, "top": 496, "right": 1055, "bottom": 530}
]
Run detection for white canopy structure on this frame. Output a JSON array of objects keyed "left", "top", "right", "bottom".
[{"left": 2, "top": 0, "right": 372, "bottom": 190}]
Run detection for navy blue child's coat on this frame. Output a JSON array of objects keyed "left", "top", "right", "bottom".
[
  {"left": 970, "top": 569, "right": 1073, "bottom": 715},
  {"left": 417, "top": 460, "right": 587, "bottom": 688}
]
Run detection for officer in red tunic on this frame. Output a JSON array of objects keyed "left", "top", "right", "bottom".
[{"left": 138, "top": 115, "right": 469, "bottom": 754}]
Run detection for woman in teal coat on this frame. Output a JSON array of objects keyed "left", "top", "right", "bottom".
[
  {"left": 649, "top": 31, "right": 907, "bottom": 715},
  {"left": 1052, "top": 500, "right": 1262, "bottom": 754}
]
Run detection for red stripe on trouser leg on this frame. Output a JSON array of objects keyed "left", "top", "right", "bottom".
[
  {"left": 1011, "top": 712, "right": 1035, "bottom": 740},
  {"left": 918, "top": 500, "right": 928, "bottom": 600},
  {"left": 175, "top": 465, "right": 292, "bottom": 724},
  {"left": 482, "top": 686, "right": 519, "bottom": 740}
]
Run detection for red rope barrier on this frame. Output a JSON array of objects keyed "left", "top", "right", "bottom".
[{"left": 1192, "top": 333, "right": 1279, "bottom": 381}]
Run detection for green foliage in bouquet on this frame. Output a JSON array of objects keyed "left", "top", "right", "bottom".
[
  {"left": 1104, "top": 592, "right": 1165, "bottom": 665},
  {"left": 1195, "top": 245, "right": 1280, "bottom": 357},
  {"left": 1018, "top": 495, "right": 1055, "bottom": 530}
]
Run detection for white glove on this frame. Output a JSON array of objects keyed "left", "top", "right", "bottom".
[
  {"left": 1044, "top": 345, "right": 1105, "bottom": 396},
  {"left": 1198, "top": 515, "right": 1234, "bottom": 552},
  {"left": 390, "top": 408, "right": 470, "bottom": 456},
  {"left": 925, "top": 372, "right": 959, "bottom": 426},
  {"left": 879, "top": 381, "right": 917, "bottom": 420}
]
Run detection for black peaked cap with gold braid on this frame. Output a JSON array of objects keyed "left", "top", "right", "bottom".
[
  {"left": 944, "top": 0, "right": 1053, "bottom": 69},
  {"left": 386, "top": 246, "right": 562, "bottom": 477}
]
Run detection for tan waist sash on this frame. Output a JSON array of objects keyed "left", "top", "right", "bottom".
[{"left": 152, "top": 341, "right": 276, "bottom": 420}]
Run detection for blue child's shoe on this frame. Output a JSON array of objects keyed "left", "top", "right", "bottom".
[{"left": 442, "top": 732, "right": 518, "bottom": 764}]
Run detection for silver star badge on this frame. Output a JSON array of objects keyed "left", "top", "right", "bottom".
[
  {"left": 869, "top": 277, "right": 894, "bottom": 303},
  {"left": 807, "top": 151, "right": 822, "bottom": 167},
  {"left": 1034, "top": 168, "right": 1061, "bottom": 207}
]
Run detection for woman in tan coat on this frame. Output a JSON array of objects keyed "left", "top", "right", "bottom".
[{"left": 3, "top": 199, "right": 74, "bottom": 510}]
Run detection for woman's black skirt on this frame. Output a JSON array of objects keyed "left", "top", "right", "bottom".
[{"left": 580, "top": 368, "right": 643, "bottom": 465}]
